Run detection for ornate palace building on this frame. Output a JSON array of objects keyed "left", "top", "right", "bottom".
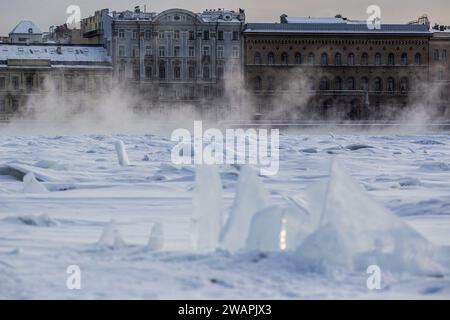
[
  {"left": 111, "top": 7, "right": 246, "bottom": 116},
  {"left": 244, "top": 16, "right": 449, "bottom": 120}
]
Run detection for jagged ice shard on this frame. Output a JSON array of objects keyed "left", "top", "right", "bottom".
[
  {"left": 23, "top": 172, "right": 49, "bottom": 194},
  {"left": 191, "top": 164, "right": 223, "bottom": 252},
  {"left": 294, "top": 159, "right": 444, "bottom": 275},
  {"left": 97, "top": 220, "right": 127, "bottom": 250},
  {"left": 220, "top": 165, "right": 270, "bottom": 252},
  {"left": 115, "top": 140, "right": 130, "bottom": 166}
]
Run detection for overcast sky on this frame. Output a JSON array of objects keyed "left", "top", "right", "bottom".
[{"left": 1, "top": 0, "right": 449, "bottom": 35}]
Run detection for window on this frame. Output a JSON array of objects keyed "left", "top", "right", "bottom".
[
  {"left": 218, "top": 66, "right": 224, "bottom": 80},
  {"left": 335, "top": 77, "right": 342, "bottom": 90},
  {"left": 203, "top": 65, "right": 210, "bottom": 80},
  {"left": 388, "top": 53, "right": 395, "bottom": 65},
  {"left": 254, "top": 76, "right": 262, "bottom": 90},
  {"left": 347, "top": 77, "right": 355, "bottom": 90},
  {"left": 319, "top": 77, "right": 329, "bottom": 90},
  {"left": 217, "top": 46, "right": 224, "bottom": 59},
  {"left": 174, "top": 30, "right": 180, "bottom": 39},
  {"left": 145, "top": 46, "right": 152, "bottom": 56},
  {"left": 133, "top": 68, "right": 140, "bottom": 81},
  {"left": 387, "top": 77, "right": 395, "bottom": 92},
  {"left": 254, "top": 52, "right": 261, "bottom": 65},
  {"left": 361, "top": 53, "right": 368, "bottom": 66},
  {"left": 189, "top": 31, "right": 195, "bottom": 40},
  {"left": 145, "top": 66, "right": 152, "bottom": 79},
  {"left": 401, "top": 53, "right": 408, "bottom": 66},
  {"left": 268, "top": 52, "right": 275, "bottom": 65},
  {"left": 348, "top": 53, "right": 355, "bottom": 66},
  {"left": 158, "top": 32, "right": 164, "bottom": 39},
  {"left": 400, "top": 77, "right": 408, "bottom": 93},
  {"left": 415, "top": 53, "right": 421, "bottom": 65},
  {"left": 308, "top": 53, "right": 315, "bottom": 65},
  {"left": 119, "top": 46, "right": 125, "bottom": 57},
  {"left": 360, "top": 77, "right": 369, "bottom": 91},
  {"left": 188, "top": 46, "right": 195, "bottom": 57},
  {"left": 232, "top": 46, "right": 239, "bottom": 58},
  {"left": 132, "top": 46, "right": 139, "bottom": 57},
  {"left": 0, "top": 99, "right": 5, "bottom": 113},
  {"left": 281, "top": 52, "right": 288, "bottom": 65},
  {"left": 373, "top": 77, "right": 382, "bottom": 93},
  {"left": 26, "top": 75, "right": 33, "bottom": 92},
  {"left": 442, "top": 49, "right": 447, "bottom": 60},
  {"left": 174, "top": 46, "right": 180, "bottom": 57},
  {"left": 374, "top": 53, "right": 381, "bottom": 66},
  {"left": 132, "top": 30, "right": 139, "bottom": 39},
  {"left": 232, "top": 31, "right": 239, "bottom": 41},
  {"left": 64, "top": 76, "right": 72, "bottom": 91},
  {"left": 145, "top": 30, "right": 152, "bottom": 40},
  {"left": 12, "top": 76, "right": 20, "bottom": 90},
  {"left": 294, "top": 53, "right": 301, "bottom": 65},
  {"left": 335, "top": 53, "right": 341, "bottom": 66},
  {"left": 174, "top": 65, "right": 181, "bottom": 80},
  {"left": 188, "top": 66, "right": 196, "bottom": 80},
  {"left": 0, "top": 77, "right": 5, "bottom": 90},
  {"left": 434, "top": 49, "right": 440, "bottom": 61},
  {"left": 159, "top": 46, "right": 165, "bottom": 57},
  {"left": 218, "top": 30, "right": 224, "bottom": 41},
  {"left": 202, "top": 46, "right": 210, "bottom": 57},
  {"left": 203, "top": 30, "right": 210, "bottom": 40},
  {"left": 11, "top": 98, "right": 19, "bottom": 112},
  {"left": 119, "top": 29, "right": 125, "bottom": 38},
  {"left": 438, "top": 70, "right": 444, "bottom": 81},
  {"left": 320, "top": 53, "right": 328, "bottom": 66},
  {"left": 159, "top": 64, "right": 166, "bottom": 79},
  {"left": 267, "top": 76, "right": 275, "bottom": 90}
]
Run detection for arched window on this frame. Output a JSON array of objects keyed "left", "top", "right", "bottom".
[
  {"left": 400, "top": 77, "right": 408, "bottom": 93},
  {"left": 374, "top": 53, "right": 381, "bottom": 66},
  {"left": 335, "top": 53, "right": 342, "bottom": 66},
  {"left": 159, "top": 63, "right": 166, "bottom": 79},
  {"left": 388, "top": 53, "right": 395, "bottom": 66},
  {"left": 361, "top": 53, "right": 368, "bottom": 66},
  {"left": 281, "top": 52, "right": 288, "bottom": 65},
  {"left": 373, "top": 77, "right": 382, "bottom": 93},
  {"left": 268, "top": 52, "right": 275, "bottom": 65},
  {"left": 387, "top": 77, "right": 395, "bottom": 92},
  {"left": 319, "top": 77, "right": 330, "bottom": 90},
  {"left": 321, "top": 53, "right": 328, "bottom": 66},
  {"left": 308, "top": 53, "right": 315, "bottom": 65},
  {"left": 415, "top": 53, "right": 421, "bottom": 65},
  {"left": 401, "top": 53, "right": 408, "bottom": 66},
  {"left": 360, "top": 77, "right": 369, "bottom": 91},
  {"left": 294, "top": 52, "right": 301, "bottom": 65},
  {"left": 348, "top": 53, "right": 355, "bottom": 66},
  {"left": 267, "top": 76, "right": 275, "bottom": 90},
  {"left": 347, "top": 77, "right": 355, "bottom": 90},
  {"left": 174, "top": 65, "right": 181, "bottom": 80},
  {"left": 254, "top": 52, "right": 261, "bottom": 65},
  {"left": 254, "top": 76, "right": 262, "bottom": 90},
  {"left": 335, "top": 77, "right": 342, "bottom": 90}
]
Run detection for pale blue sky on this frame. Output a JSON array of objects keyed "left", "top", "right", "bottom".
[{"left": 1, "top": 0, "right": 449, "bottom": 35}]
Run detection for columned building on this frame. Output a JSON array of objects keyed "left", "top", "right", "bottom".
[
  {"left": 244, "top": 16, "right": 433, "bottom": 120},
  {"left": 111, "top": 7, "right": 245, "bottom": 117}
]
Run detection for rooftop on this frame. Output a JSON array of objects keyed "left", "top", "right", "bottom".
[
  {"left": 10, "top": 20, "right": 43, "bottom": 35},
  {"left": 244, "top": 22, "right": 431, "bottom": 34}
]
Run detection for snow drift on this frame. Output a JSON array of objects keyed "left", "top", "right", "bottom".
[
  {"left": 23, "top": 172, "right": 49, "bottom": 194},
  {"left": 97, "top": 220, "right": 127, "bottom": 250}
]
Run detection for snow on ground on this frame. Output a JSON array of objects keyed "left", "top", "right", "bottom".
[{"left": 1, "top": 132, "right": 450, "bottom": 299}]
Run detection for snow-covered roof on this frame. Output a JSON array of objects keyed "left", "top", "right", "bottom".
[
  {"left": 0, "top": 44, "right": 111, "bottom": 65},
  {"left": 285, "top": 17, "right": 348, "bottom": 24},
  {"left": 10, "top": 20, "right": 43, "bottom": 35}
]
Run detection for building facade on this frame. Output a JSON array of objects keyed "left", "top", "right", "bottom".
[
  {"left": 111, "top": 7, "right": 245, "bottom": 116},
  {"left": 8, "top": 21, "right": 43, "bottom": 44},
  {"left": 0, "top": 44, "right": 112, "bottom": 119},
  {"left": 430, "top": 31, "right": 450, "bottom": 117},
  {"left": 244, "top": 16, "right": 438, "bottom": 120}
]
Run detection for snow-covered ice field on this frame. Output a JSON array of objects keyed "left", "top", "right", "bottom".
[{"left": 1, "top": 131, "right": 450, "bottom": 299}]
